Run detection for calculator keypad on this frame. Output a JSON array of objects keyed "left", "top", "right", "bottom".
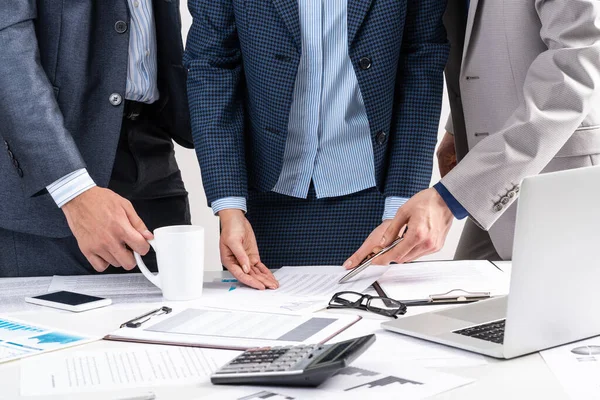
[{"left": 216, "top": 345, "right": 319, "bottom": 374}]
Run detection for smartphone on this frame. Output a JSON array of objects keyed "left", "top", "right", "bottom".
[{"left": 25, "top": 291, "right": 112, "bottom": 312}]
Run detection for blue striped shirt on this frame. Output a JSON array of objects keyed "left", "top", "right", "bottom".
[
  {"left": 46, "top": 0, "right": 159, "bottom": 207},
  {"left": 125, "top": 0, "right": 159, "bottom": 104},
  {"left": 213, "top": 0, "right": 407, "bottom": 220}
]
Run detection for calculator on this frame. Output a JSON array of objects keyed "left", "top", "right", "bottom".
[{"left": 211, "top": 334, "right": 375, "bottom": 387}]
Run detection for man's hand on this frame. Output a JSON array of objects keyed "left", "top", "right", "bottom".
[
  {"left": 61, "top": 187, "right": 153, "bottom": 272},
  {"left": 437, "top": 131, "right": 457, "bottom": 178},
  {"left": 345, "top": 188, "right": 453, "bottom": 267},
  {"left": 343, "top": 220, "right": 393, "bottom": 270},
  {"left": 218, "top": 209, "right": 279, "bottom": 290}
]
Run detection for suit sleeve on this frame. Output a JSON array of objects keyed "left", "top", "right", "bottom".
[
  {"left": 440, "top": 0, "right": 600, "bottom": 230},
  {"left": 0, "top": 0, "right": 86, "bottom": 197},
  {"left": 183, "top": 0, "right": 248, "bottom": 206},
  {"left": 385, "top": 0, "right": 450, "bottom": 198}
]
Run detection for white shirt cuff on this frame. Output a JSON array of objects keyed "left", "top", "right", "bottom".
[
  {"left": 212, "top": 197, "right": 247, "bottom": 215},
  {"left": 46, "top": 169, "right": 96, "bottom": 208},
  {"left": 383, "top": 196, "right": 409, "bottom": 221}
]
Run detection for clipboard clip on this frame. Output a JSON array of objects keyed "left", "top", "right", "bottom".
[
  {"left": 429, "top": 289, "right": 491, "bottom": 303},
  {"left": 402, "top": 289, "right": 491, "bottom": 306},
  {"left": 120, "top": 306, "right": 172, "bottom": 328}
]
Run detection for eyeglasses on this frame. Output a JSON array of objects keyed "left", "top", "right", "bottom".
[{"left": 327, "top": 291, "right": 407, "bottom": 318}]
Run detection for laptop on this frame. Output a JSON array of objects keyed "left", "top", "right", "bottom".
[{"left": 382, "top": 165, "right": 600, "bottom": 359}]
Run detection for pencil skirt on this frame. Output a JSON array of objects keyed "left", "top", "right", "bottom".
[{"left": 246, "top": 186, "right": 385, "bottom": 268}]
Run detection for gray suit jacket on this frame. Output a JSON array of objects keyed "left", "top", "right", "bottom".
[
  {"left": 443, "top": 0, "right": 600, "bottom": 259},
  {"left": 0, "top": 0, "right": 192, "bottom": 239}
]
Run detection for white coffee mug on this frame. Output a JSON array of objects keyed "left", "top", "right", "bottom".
[{"left": 134, "top": 225, "right": 205, "bottom": 301}]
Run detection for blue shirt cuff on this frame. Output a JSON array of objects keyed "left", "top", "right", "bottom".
[
  {"left": 434, "top": 182, "right": 469, "bottom": 220},
  {"left": 212, "top": 197, "right": 247, "bottom": 215},
  {"left": 383, "top": 197, "right": 409, "bottom": 220}
]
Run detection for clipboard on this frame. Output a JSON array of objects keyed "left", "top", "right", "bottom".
[
  {"left": 372, "top": 283, "right": 490, "bottom": 306},
  {"left": 104, "top": 306, "right": 362, "bottom": 351},
  {"left": 371, "top": 260, "right": 508, "bottom": 307}
]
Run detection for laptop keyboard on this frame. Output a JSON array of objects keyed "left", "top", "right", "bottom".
[{"left": 453, "top": 319, "right": 506, "bottom": 344}]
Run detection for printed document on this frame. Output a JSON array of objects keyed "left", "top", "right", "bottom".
[
  {"left": 211, "top": 266, "right": 390, "bottom": 315},
  {"left": 20, "top": 345, "right": 235, "bottom": 396},
  {"left": 48, "top": 274, "right": 163, "bottom": 304},
  {"left": 541, "top": 336, "right": 600, "bottom": 399},
  {"left": 377, "top": 260, "right": 510, "bottom": 301},
  {"left": 48, "top": 274, "right": 237, "bottom": 305},
  {"left": 334, "top": 318, "right": 487, "bottom": 368},
  {"left": 270, "top": 266, "right": 389, "bottom": 297},
  {"left": 0, "top": 277, "right": 52, "bottom": 313},
  {"left": 0, "top": 315, "right": 95, "bottom": 364},
  {"left": 198, "top": 356, "right": 473, "bottom": 400}
]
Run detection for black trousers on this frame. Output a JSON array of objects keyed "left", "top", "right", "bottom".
[{"left": 0, "top": 103, "right": 190, "bottom": 277}]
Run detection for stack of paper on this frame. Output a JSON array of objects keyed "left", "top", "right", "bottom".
[
  {"left": 47, "top": 274, "right": 237, "bottom": 306},
  {"left": 20, "top": 345, "right": 236, "bottom": 396},
  {"left": 48, "top": 274, "right": 164, "bottom": 304},
  {"left": 198, "top": 357, "right": 474, "bottom": 400},
  {"left": 205, "top": 266, "right": 390, "bottom": 315},
  {"left": 0, "top": 277, "right": 52, "bottom": 313}
]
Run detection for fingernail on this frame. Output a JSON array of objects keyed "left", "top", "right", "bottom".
[
  {"left": 144, "top": 230, "right": 153, "bottom": 237},
  {"left": 380, "top": 237, "right": 387, "bottom": 246},
  {"left": 343, "top": 260, "right": 352, "bottom": 269},
  {"left": 242, "top": 264, "right": 249, "bottom": 274}
]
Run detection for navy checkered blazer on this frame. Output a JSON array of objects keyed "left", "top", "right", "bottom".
[{"left": 184, "top": 0, "right": 449, "bottom": 206}]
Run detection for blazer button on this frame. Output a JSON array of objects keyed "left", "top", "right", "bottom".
[
  {"left": 359, "top": 57, "right": 372, "bottom": 70},
  {"left": 109, "top": 93, "right": 123, "bottom": 106},
  {"left": 507, "top": 190, "right": 516, "bottom": 198},
  {"left": 115, "top": 21, "right": 128, "bottom": 34},
  {"left": 500, "top": 196, "right": 510, "bottom": 205},
  {"left": 494, "top": 204, "right": 504, "bottom": 212},
  {"left": 4, "top": 141, "right": 8, "bottom": 150},
  {"left": 376, "top": 131, "right": 387, "bottom": 145},
  {"left": 17, "top": 167, "right": 23, "bottom": 178},
  {"left": 7, "top": 149, "right": 14, "bottom": 160}
]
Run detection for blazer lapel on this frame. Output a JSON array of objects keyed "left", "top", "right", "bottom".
[
  {"left": 348, "top": 0, "right": 375, "bottom": 46},
  {"left": 461, "top": 0, "right": 480, "bottom": 66},
  {"left": 272, "top": 0, "right": 302, "bottom": 51}
]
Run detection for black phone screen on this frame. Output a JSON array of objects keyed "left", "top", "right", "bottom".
[{"left": 32, "top": 291, "right": 105, "bottom": 306}]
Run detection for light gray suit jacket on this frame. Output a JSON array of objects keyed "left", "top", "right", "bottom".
[{"left": 442, "top": 0, "right": 600, "bottom": 259}]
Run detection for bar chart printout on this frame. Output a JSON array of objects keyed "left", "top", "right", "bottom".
[{"left": 0, "top": 316, "right": 94, "bottom": 364}]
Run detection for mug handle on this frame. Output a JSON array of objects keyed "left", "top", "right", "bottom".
[{"left": 134, "top": 239, "right": 161, "bottom": 289}]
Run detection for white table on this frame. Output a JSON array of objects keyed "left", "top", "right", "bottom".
[{"left": 0, "top": 272, "right": 567, "bottom": 400}]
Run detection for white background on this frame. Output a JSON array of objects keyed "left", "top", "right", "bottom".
[{"left": 175, "top": 8, "right": 465, "bottom": 271}]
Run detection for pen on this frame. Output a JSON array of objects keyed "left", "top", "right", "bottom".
[
  {"left": 115, "top": 392, "right": 156, "bottom": 400},
  {"left": 339, "top": 226, "right": 408, "bottom": 284}
]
